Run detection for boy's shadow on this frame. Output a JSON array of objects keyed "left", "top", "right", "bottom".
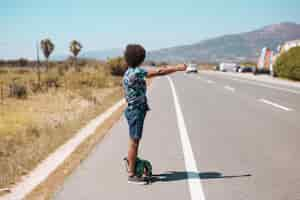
[{"left": 150, "top": 171, "right": 251, "bottom": 183}]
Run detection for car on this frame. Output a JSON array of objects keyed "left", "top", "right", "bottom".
[
  {"left": 238, "top": 66, "right": 255, "bottom": 73},
  {"left": 185, "top": 64, "right": 198, "bottom": 73},
  {"left": 234, "top": 65, "right": 241, "bottom": 72}
]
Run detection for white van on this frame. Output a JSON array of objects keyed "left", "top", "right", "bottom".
[
  {"left": 219, "top": 63, "right": 237, "bottom": 72},
  {"left": 186, "top": 64, "right": 198, "bottom": 73}
]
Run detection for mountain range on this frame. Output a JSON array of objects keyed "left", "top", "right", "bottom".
[
  {"left": 147, "top": 22, "right": 300, "bottom": 63},
  {"left": 55, "top": 22, "right": 300, "bottom": 63}
]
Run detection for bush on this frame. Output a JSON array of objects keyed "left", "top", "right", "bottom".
[
  {"left": 9, "top": 81, "right": 28, "bottom": 99},
  {"left": 0, "top": 69, "right": 9, "bottom": 74},
  {"left": 274, "top": 47, "right": 300, "bottom": 81},
  {"left": 57, "top": 66, "right": 65, "bottom": 76},
  {"left": 43, "top": 71, "right": 61, "bottom": 88},
  {"left": 157, "top": 61, "right": 168, "bottom": 66},
  {"left": 106, "top": 57, "right": 127, "bottom": 76},
  {"left": 29, "top": 81, "right": 41, "bottom": 93},
  {"left": 18, "top": 58, "right": 29, "bottom": 67},
  {"left": 16, "top": 69, "right": 30, "bottom": 74}
]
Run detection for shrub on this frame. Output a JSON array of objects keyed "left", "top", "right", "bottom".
[
  {"left": 16, "top": 69, "right": 30, "bottom": 74},
  {"left": 274, "top": 47, "right": 300, "bottom": 81},
  {"left": 8, "top": 81, "right": 28, "bottom": 99},
  {"left": 57, "top": 66, "right": 65, "bottom": 76},
  {"left": 18, "top": 58, "right": 29, "bottom": 67},
  {"left": 0, "top": 69, "right": 9, "bottom": 74},
  {"left": 43, "top": 71, "right": 61, "bottom": 88},
  {"left": 106, "top": 57, "right": 127, "bottom": 76},
  {"left": 157, "top": 61, "right": 168, "bottom": 66},
  {"left": 29, "top": 81, "right": 41, "bottom": 93}
]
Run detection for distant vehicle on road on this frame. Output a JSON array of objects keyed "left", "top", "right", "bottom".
[
  {"left": 219, "top": 62, "right": 237, "bottom": 72},
  {"left": 186, "top": 64, "right": 198, "bottom": 73},
  {"left": 238, "top": 66, "right": 255, "bottom": 73},
  {"left": 234, "top": 65, "right": 241, "bottom": 72}
]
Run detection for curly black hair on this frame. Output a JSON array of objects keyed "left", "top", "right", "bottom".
[{"left": 124, "top": 44, "right": 146, "bottom": 67}]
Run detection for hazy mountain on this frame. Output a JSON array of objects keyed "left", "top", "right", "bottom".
[
  {"left": 53, "top": 22, "right": 300, "bottom": 63},
  {"left": 147, "top": 22, "right": 300, "bottom": 63}
]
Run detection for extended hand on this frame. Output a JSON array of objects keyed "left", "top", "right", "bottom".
[{"left": 176, "top": 64, "right": 188, "bottom": 71}]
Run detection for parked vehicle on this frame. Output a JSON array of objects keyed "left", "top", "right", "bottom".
[
  {"left": 234, "top": 65, "right": 241, "bottom": 72},
  {"left": 186, "top": 64, "right": 198, "bottom": 73},
  {"left": 238, "top": 66, "right": 255, "bottom": 73},
  {"left": 219, "top": 63, "right": 237, "bottom": 72}
]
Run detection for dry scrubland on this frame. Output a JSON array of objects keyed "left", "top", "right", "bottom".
[{"left": 0, "top": 58, "right": 126, "bottom": 189}]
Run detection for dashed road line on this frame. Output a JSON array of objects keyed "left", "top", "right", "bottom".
[
  {"left": 259, "top": 99, "right": 293, "bottom": 111},
  {"left": 197, "top": 77, "right": 215, "bottom": 84},
  {"left": 168, "top": 76, "right": 206, "bottom": 200},
  {"left": 206, "top": 80, "right": 215, "bottom": 84},
  {"left": 224, "top": 85, "right": 235, "bottom": 92}
]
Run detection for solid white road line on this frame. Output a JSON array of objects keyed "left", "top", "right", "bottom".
[
  {"left": 1, "top": 99, "right": 126, "bottom": 200},
  {"left": 259, "top": 99, "right": 293, "bottom": 111},
  {"left": 227, "top": 77, "right": 300, "bottom": 95},
  {"left": 167, "top": 76, "right": 206, "bottom": 200},
  {"left": 224, "top": 85, "right": 235, "bottom": 92}
]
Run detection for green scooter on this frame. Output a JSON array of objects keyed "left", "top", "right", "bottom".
[{"left": 123, "top": 157, "right": 152, "bottom": 184}]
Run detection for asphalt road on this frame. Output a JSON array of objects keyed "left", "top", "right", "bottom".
[{"left": 54, "top": 72, "right": 300, "bottom": 200}]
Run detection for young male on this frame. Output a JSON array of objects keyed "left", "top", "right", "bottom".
[{"left": 123, "top": 44, "right": 187, "bottom": 184}]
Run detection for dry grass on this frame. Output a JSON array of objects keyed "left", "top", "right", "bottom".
[
  {"left": 0, "top": 62, "right": 123, "bottom": 189},
  {"left": 25, "top": 102, "right": 126, "bottom": 200},
  {"left": 198, "top": 64, "right": 217, "bottom": 71}
]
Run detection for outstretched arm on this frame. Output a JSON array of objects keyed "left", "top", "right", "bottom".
[{"left": 146, "top": 64, "right": 187, "bottom": 78}]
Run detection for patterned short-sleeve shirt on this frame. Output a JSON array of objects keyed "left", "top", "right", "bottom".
[{"left": 123, "top": 67, "right": 148, "bottom": 107}]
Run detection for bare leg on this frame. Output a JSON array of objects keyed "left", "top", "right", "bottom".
[{"left": 128, "top": 138, "right": 140, "bottom": 176}]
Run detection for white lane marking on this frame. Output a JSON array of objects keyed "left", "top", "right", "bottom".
[
  {"left": 167, "top": 76, "right": 206, "bottom": 200},
  {"left": 1, "top": 99, "right": 126, "bottom": 200},
  {"left": 206, "top": 80, "right": 215, "bottom": 84},
  {"left": 227, "top": 77, "right": 300, "bottom": 95},
  {"left": 259, "top": 99, "right": 293, "bottom": 111},
  {"left": 224, "top": 85, "right": 235, "bottom": 92},
  {"left": 197, "top": 77, "right": 215, "bottom": 84}
]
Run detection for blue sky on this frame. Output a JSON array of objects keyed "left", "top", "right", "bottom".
[{"left": 1, "top": 0, "right": 300, "bottom": 59}]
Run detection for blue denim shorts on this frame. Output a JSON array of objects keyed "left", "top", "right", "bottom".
[{"left": 125, "top": 104, "right": 149, "bottom": 140}]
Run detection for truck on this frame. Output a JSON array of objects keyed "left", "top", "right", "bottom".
[{"left": 255, "top": 47, "right": 274, "bottom": 75}]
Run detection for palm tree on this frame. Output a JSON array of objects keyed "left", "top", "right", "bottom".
[
  {"left": 69, "top": 40, "right": 82, "bottom": 71},
  {"left": 40, "top": 38, "right": 55, "bottom": 71}
]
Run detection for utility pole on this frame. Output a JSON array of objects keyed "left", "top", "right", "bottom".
[
  {"left": 0, "top": 81, "right": 3, "bottom": 104},
  {"left": 36, "top": 41, "right": 41, "bottom": 88}
]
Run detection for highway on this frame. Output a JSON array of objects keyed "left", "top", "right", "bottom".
[{"left": 54, "top": 72, "right": 300, "bottom": 200}]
